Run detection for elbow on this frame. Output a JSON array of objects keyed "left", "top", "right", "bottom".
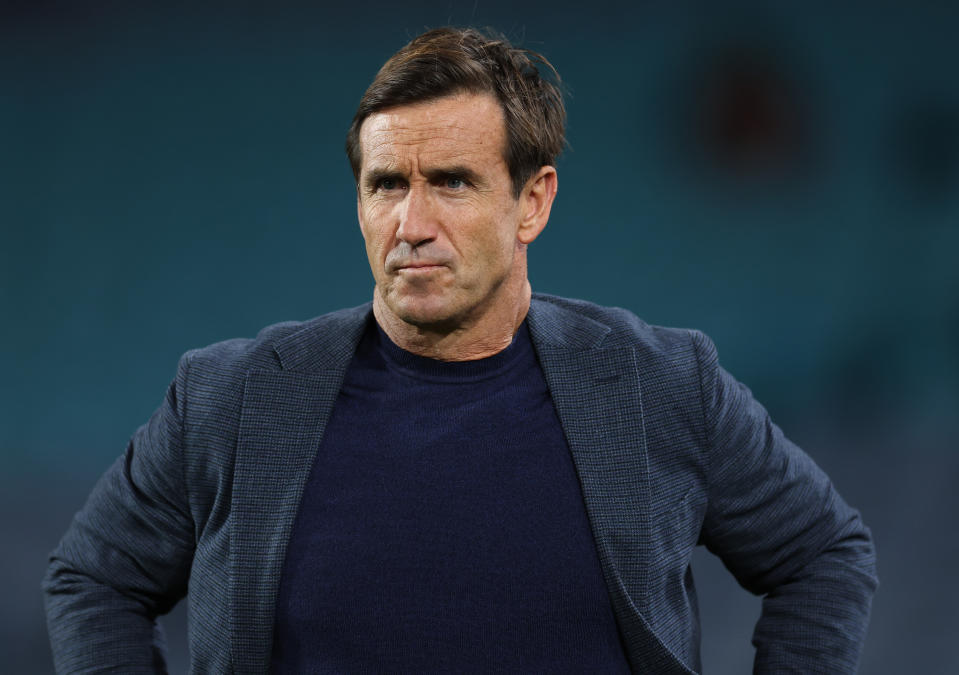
[{"left": 828, "top": 516, "right": 879, "bottom": 595}]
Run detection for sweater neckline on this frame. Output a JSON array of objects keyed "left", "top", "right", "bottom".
[{"left": 373, "top": 320, "right": 532, "bottom": 382}]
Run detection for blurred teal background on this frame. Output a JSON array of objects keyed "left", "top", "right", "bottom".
[{"left": 3, "top": 1, "right": 957, "bottom": 671}]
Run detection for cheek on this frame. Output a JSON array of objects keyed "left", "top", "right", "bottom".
[
  {"left": 462, "top": 230, "right": 515, "bottom": 282},
  {"left": 365, "top": 236, "right": 391, "bottom": 276},
  {"left": 360, "top": 207, "right": 393, "bottom": 255},
  {"left": 487, "top": 219, "right": 521, "bottom": 260}
]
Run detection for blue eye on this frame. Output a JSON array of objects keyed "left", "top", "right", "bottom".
[
  {"left": 446, "top": 177, "right": 464, "bottom": 189},
  {"left": 380, "top": 178, "right": 397, "bottom": 190}
]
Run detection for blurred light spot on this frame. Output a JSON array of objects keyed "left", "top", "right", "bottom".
[{"left": 672, "top": 40, "right": 818, "bottom": 185}]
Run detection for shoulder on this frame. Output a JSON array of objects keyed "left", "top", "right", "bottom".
[
  {"left": 179, "top": 302, "right": 372, "bottom": 382},
  {"left": 168, "top": 303, "right": 371, "bottom": 470},
  {"left": 529, "top": 293, "right": 714, "bottom": 368}
]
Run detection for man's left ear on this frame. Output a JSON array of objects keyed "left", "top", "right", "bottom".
[{"left": 516, "top": 166, "right": 558, "bottom": 245}]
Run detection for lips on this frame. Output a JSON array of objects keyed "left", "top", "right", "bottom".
[
  {"left": 386, "top": 256, "right": 451, "bottom": 273},
  {"left": 395, "top": 264, "right": 447, "bottom": 279},
  {"left": 398, "top": 262, "right": 445, "bottom": 270},
  {"left": 385, "top": 245, "right": 452, "bottom": 274}
]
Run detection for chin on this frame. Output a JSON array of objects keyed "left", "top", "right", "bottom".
[
  {"left": 397, "top": 308, "right": 461, "bottom": 332},
  {"left": 391, "top": 297, "right": 464, "bottom": 331}
]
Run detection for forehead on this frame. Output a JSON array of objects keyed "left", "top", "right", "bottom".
[{"left": 358, "top": 92, "right": 507, "bottom": 171}]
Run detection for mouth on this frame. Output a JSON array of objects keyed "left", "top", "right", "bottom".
[{"left": 394, "top": 262, "right": 447, "bottom": 273}]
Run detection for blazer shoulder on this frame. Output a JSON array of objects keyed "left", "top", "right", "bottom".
[
  {"left": 164, "top": 303, "right": 371, "bottom": 472},
  {"left": 531, "top": 292, "right": 709, "bottom": 366},
  {"left": 181, "top": 302, "right": 372, "bottom": 382}
]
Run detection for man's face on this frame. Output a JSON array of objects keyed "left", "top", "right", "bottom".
[{"left": 356, "top": 92, "right": 531, "bottom": 331}]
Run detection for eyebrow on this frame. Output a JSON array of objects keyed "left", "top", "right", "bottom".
[
  {"left": 422, "top": 165, "right": 484, "bottom": 187},
  {"left": 362, "top": 168, "right": 404, "bottom": 193},
  {"left": 361, "top": 165, "right": 485, "bottom": 192}
]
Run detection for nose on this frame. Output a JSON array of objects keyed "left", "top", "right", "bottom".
[{"left": 395, "top": 185, "right": 437, "bottom": 247}]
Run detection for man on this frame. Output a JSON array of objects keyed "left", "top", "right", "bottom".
[{"left": 44, "top": 27, "right": 877, "bottom": 673}]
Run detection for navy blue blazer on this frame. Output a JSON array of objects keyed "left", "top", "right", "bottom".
[{"left": 44, "top": 294, "right": 877, "bottom": 673}]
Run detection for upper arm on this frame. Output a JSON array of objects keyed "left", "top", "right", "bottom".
[
  {"left": 692, "top": 330, "right": 876, "bottom": 595},
  {"left": 43, "top": 352, "right": 198, "bottom": 671}
]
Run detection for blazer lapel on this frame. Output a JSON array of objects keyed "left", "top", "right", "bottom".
[
  {"left": 230, "top": 306, "right": 370, "bottom": 674},
  {"left": 528, "top": 298, "right": 696, "bottom": 674}
]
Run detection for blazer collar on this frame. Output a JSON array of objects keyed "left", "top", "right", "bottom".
[
  {"left": 526, "top": 294, "right": 612, "bottom": 350},
  {"left": 268, "top": 296, "right": 612, "bottom": 372},
  {"left": 272, "top": 302, "right": 372, "bottom": 373},
  {"left": 264, "top": 296, "right": 613, "bottom": 375}
]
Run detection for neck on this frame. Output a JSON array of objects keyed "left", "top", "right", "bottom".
[{"left": 372, "top": 282, "right": 532, "bottom": 362}]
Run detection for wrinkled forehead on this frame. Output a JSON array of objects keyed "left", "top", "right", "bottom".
[{"left": 358, "top": 93, "right": 507, "bottom": 172}]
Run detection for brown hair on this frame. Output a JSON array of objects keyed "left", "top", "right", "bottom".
[{"left": 345, "top": 27, "right": 566, "bottom": 198}]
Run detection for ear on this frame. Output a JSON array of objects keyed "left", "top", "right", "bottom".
[{"left": 516, "top": 166, "right": 558, "bottom": 245}]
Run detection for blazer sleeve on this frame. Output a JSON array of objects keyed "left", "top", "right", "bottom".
[
  {"left": 692, "top": 331, "right": 878, "bottom": 674},
  {"left": 43, "top": 352, "right": 197, "bottom": 673}
]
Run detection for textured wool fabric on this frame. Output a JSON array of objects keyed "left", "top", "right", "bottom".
[
  {"left": 44, "top": 294, "right": 877, "bottom": 674},
  {"left": 271, "top": 321, "right": 629, "bottom": 671}
]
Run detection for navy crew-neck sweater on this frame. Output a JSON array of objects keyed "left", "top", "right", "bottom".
[{"left": 271, "top": 319, "right": 630, "bottom": 672}]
